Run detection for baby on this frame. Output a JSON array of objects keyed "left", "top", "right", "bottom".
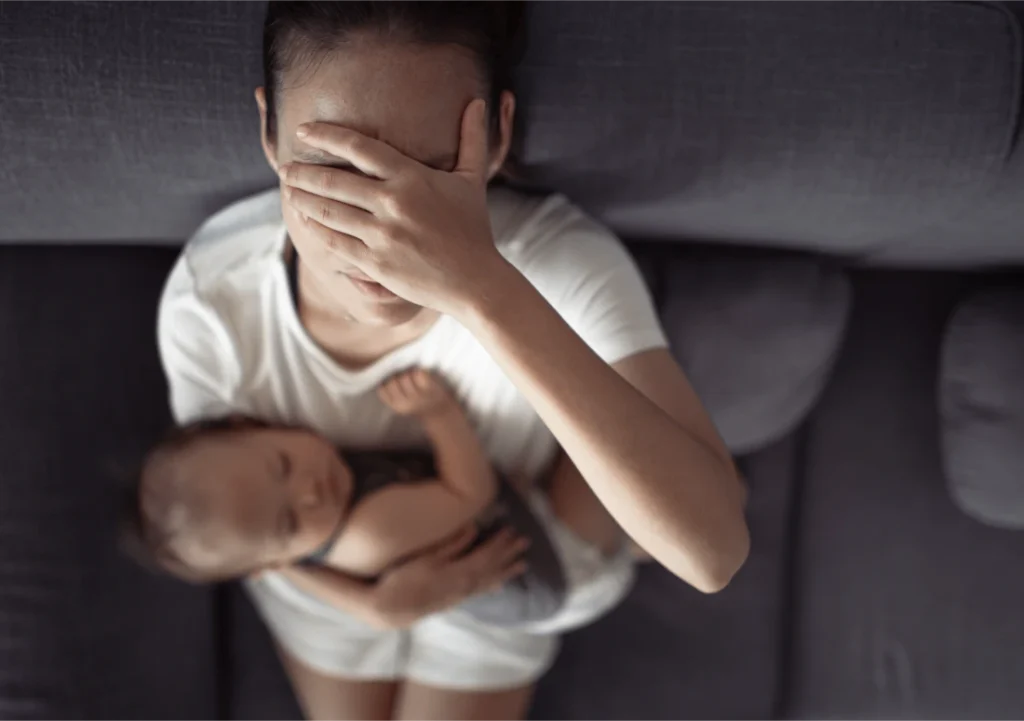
[{"left": 124, "top": 369, "right": 566, "bottom": 626}]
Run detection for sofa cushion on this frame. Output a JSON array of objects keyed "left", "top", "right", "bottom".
[
  {"left": 533, "top": 435, "right": 799, "bottom": 720},
  {"left": 788, "top": 271, "right": 1024, "bottom": 718},
  {"left": 0, "top": 0, "right": 269, "bottom": 244},
  {"left": 940, "top": 287, "right": 1024, "bottom": 528},
  {"left": 660, "top": 254, "right": 850, "bottom": 454},
  {"left": 514, "top": 1, "right": 1022, "bottom": 262},
  {"left": 2, "top": 1, "right": 1021, "bottom": 267},
  {"left": 0, "top": 246, "right": 219, "bottom": 719}
]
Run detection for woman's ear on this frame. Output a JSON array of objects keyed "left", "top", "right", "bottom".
[
  {"left": 255, "top": 87, "right": 279, "bottom": 173},
  {"left": 487, "top": 91, "right": 516, "bottom": 181}
]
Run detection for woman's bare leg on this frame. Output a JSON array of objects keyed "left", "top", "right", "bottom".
[
  {"left": 277, "top": 645, "right": 399, "bottom": 721},
  {"left": 394, "top": 682, "right": 535, "bottom": 721}
]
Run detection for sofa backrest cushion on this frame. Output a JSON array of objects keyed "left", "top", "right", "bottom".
[
  {"left": 0, "top": 1, "right": 1020, "bottom": 265},
  {"left": 514, "top": 1, "right": 1022, "bottom": 256}
]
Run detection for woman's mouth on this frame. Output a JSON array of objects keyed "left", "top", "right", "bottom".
[{"left": 348, "top": 276, "right": 399, "bottom": 301}]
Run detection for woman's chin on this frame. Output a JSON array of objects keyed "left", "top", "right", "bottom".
[{"left": 352, "top": 298, "right": 423, "bottom": 327}]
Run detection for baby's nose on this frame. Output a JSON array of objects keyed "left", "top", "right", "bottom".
[{"left": 298, "top": 476, "right": 321, "bottom": 507}]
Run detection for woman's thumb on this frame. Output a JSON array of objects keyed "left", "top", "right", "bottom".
[{"left": 455, "top": 99, "right": 489, "bottom": 181}]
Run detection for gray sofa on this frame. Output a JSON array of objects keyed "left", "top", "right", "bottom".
[{"left": 2, "top": 1, "right": 1024, "bottom": 718}]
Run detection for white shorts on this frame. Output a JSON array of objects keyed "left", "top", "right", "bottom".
[{"left": 245, "top": 493, "right": 636, "bottom": 691}]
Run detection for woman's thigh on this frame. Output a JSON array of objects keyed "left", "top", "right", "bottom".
[
  {"left": 278, "top": 645, "right": 399, "bottom": 721},
  {"left": 395, "top": 682, "right": 534, "bottom": 721}
]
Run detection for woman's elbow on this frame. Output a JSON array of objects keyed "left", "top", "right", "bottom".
[{"left": 693, "top": 521, "right": 751, "bottom": 594}]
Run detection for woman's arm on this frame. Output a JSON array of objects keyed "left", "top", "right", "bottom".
[
  {"left": 460, "top": 271, "right": 749, "bottom": 592},
  {"left": 275, "top": 525, "right": 528, "bottom": 629},
  {"left": 278, "top": 100, "right": 749, "bottom": 591}
]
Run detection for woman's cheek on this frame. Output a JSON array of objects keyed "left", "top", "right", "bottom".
[{"left": 283, "top": 208, "right": 329, "bottom": 267}]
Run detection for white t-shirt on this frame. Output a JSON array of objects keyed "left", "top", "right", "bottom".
[{"left": 158, "top": 186, "right": 667, "bottom": 483}]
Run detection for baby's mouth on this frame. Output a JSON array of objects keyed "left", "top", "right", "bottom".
[{"left": 325, "top": 457, "right": 349, "bottom": 510}]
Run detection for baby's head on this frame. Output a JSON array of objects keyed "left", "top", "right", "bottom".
[{"left": 124, "top": 416, "right": 354, "bottom": 583}]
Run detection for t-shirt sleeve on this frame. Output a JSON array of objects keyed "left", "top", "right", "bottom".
[
  {"left": 157, "top": 255, "right": 243, "bottom": 425},
  {"left": 520, "top": 201, "right": 668, "bottom": 366}
]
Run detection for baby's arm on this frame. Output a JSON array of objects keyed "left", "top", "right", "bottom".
[
  {"left": 382, "top": 369, "right": 497, "bottom": 508},
  {"left": 328, "top": 370, "right": 499, "bottom": 575},
  {"left": 276, "top": 526, "right": 528, "bottom": 629}
]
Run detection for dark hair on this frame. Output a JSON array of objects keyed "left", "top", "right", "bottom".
[
  {"left": 261, "top": 1, "right": 525, "bottom": 139},
  {"left": 120, "top": 415, "right": 272, "bottom": 584}
]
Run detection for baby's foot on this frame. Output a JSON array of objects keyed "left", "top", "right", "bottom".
[{"left": 379, "top": 369, "right": 457, "bottom": 418}]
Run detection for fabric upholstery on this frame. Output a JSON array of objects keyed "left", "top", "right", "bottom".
[
  {"left": 3, "top": 2, "right": 1024, "bottom": 719},
  {"left": 0, "top": 1, "right": 270, "bottom": 244},
  {"left": 533, "top": 436, "right": 799, "bottom": 721},
  {"left": 3, "top": 1, "right": 1023, "bottom": 268},
  {"left": 940, "top": 286, "right": 1024, "bottom": 528},
  {"left": 223, "top": 585, "right": 303, "bottom": 721},
  {"left": 660, "top": 253, "right": 850, "bottom": 454},
  {"left": 787, "top": 271, "right": 1024, "bottom": 719},
  {"left": 514, "top": 2, "right": 1022, "bottom": 262},
  {"left": 0, "top": 246, "right": 219, "bottom": 719}
]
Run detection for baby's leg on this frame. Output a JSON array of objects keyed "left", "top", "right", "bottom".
[
  {"left": 546, "top": 452, "right": 749, "bottom": 561},
  {"left": 545, "top": 452, "right": 626, "bottom": 557}
]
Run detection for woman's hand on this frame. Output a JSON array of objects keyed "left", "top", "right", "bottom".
[
  {"left": 371, "top": 525, "right": 528, "bottom": 629},
  {"left": 279, "top": 98, "right": 512, "bottom": 318},
  {"left": 273, "top": 525, "right": 528, "bottom": 630}
]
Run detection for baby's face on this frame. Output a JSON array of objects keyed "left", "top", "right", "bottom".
[{"left": 148, "top": 427, "right": 354, "bottom": 577}]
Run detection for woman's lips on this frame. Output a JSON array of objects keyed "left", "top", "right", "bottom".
[{"left": 348, "top": 276, "right": 399, "bottom": 301}]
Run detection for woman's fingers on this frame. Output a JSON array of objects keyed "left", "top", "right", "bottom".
[
  {"left": 296, "top": 123, "right": 408, "bottom": 180},
  {"left": 280, "top": 161, "right": 380, "bottom": 213},
  {"left": 455, "top": 98, "right": 490, "bottom": 184},
  {"left": 377, "top": 379, "right": 397, "bottom": 407},
  {"left": 489, "top": 561, "right": 529, "bottom": 591},
  {"left": 287, "top": 188, "right": 379, "bottom": 270},
  {"left": 429, "top": 525, "right": 478, "bottom": 562},
  {"left": 286, "top": 187, "right": 375, "bottom": 239},
  {"left": 458, "top": 528, "right": 529, "bottom": 576},
  {"left": 399, "top": 371, "right": 418, "bottom": 399},
  {"left": 498, "top": 531, "right": 531, "bottom": 566},
  {"left": 300, "top": 216, "right": 374, "bottom": 271}
]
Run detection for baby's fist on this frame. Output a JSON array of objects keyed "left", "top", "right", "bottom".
[{"left": 379, "top": 369, "right": 456, "bottom": 417}]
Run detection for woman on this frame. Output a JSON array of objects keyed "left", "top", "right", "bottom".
[{"left": 158, "top": 2, "right": 749, "bottom": 718}]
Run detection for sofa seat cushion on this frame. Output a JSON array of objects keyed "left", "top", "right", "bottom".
[
  {"left": 788, "top": 271, "right": 1024, "bottom": 718},
  {"left": 0, "top": 246, "right": 219, "bottom": 719}
]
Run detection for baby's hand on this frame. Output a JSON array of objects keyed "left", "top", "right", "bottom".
[{"left": 379, "top": 369, "right": 457, "bottom": 418}]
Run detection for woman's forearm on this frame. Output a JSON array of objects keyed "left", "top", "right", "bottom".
[
  {"left": 459, "top": 263, "right": 749, "bottom": 592},
  {"left": 273, "top": 566, "right": 398, "bottom": 629}
]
